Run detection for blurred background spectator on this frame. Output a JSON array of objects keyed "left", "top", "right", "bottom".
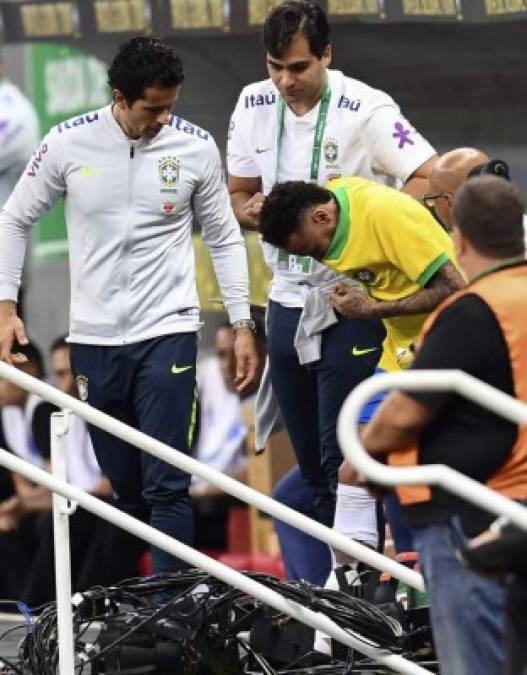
[
  {"left": 0, "top": 50, "right": 39, "bottom": 321},
  {"left": 192, "top": 309, "right": 266, "bottom": 552},
  {"left": 0, "top": 340, "right": 143, "bottom": 605},
  {"left": 0, "top": 51, "right": 39, "bottom": 206}
]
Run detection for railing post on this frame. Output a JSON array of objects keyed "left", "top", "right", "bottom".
[{"left": 51, "top": 411, "right": 76, "bottom": 675}]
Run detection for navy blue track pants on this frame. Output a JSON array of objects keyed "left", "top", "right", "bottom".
[
  {"left": 70, "top": 333, "right": 197, "bottom": 574},
  {"left": 267, "top": 300, "right": 385, "bottom": 529}
]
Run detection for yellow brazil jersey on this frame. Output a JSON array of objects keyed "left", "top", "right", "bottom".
[{"left": 323, "top": 176, "right": 457, "bottom": 372}]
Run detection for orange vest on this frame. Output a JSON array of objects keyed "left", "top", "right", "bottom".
[{"left": 389, "top": 262, "right": 527, "bottom": 506}]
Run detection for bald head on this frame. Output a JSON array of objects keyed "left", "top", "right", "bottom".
[
  {"left": 425, "top": 148, "right": 490, "bottom": 231},
  {"left": 429, "top": 148, "right": 490, "bottom": 195}
]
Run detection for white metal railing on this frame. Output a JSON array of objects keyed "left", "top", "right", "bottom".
[
  {"left": 0, "top": 446, "right": 429, "bottom": 675},
  {"left": 50, "top": 412, "right": 75, "bottom": 674},
  {"left": 338, "top": 370, "right": 527, "bottom": 533},
  {"left": 0, "top": 361, "right": 427, "bottom": 675}
]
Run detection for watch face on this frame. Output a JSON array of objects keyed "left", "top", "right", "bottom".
[{"left": 233, "top": 320, "right": 256, "bottom": 333}]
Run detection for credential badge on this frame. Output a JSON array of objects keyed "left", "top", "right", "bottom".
[
  {"left": 159, "top": 156, "right": 180, "bottom": 192},
  {"left": 76, "top": 375, "right": 89, "bottom": 402},
  {"left": 324, "top": 138, "right": 338, "bottom": 166}
]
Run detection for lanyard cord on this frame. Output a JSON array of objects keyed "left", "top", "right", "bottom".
[{"left": 275, "top": 81, "right": 331, "bottom": 183}]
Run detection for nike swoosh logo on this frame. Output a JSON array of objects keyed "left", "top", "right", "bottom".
[
  {"left": 352, "top": 346, "right": 378, "bottom": 356},
  {"left": 79, "top": 166, "right": 103, "bottom": 177},
  {"left": 171, "top": 364, "right": 192, "bottom": 375},
  {"left": 255, "top": 147, "right": 272, "bottom": 154}
]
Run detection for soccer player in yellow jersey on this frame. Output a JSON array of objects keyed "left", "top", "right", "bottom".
[
  {"left": 259, "top": 176, "right": 465, "bottom": 596},
  {"left": 259, "top": 176, "right": 464, "bottom": 374}
]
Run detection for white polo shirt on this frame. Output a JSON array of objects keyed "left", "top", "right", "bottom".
[{"left": 228, "top": 69, "right": 436, "bottom": 307}]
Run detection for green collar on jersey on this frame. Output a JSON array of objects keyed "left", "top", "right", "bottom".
[{"left": 324, "top": 187, "right": 350, "bottom": 262}]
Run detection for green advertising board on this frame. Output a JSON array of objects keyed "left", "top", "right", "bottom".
[{"left": 26, "top": 43, "right": 109, "bottom": 262}]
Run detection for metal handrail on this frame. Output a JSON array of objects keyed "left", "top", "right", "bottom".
[
  {"left": 0, "top": 360, "right": 429, "bottom": 674},
  {"left": 0, "top": 361, "right": 423, "bottom": 589},
  {"left": 337, "top": 370, "right": 527, "bottom": 532},
  {"left": 0, "top": 447, "right": 429, "bottom": 675}
]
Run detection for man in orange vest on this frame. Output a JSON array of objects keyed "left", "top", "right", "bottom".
[{"left": 360, "top": 175, "right": 527, "bottom": 675}]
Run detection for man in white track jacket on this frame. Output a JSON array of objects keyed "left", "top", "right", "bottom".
[{"left": 0, "top": 37, "right": 257, "bottom": 575}]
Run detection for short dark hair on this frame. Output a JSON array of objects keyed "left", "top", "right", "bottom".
[
  {"left": 50, "top": 335, "right": 68, "bottom": 354},
  {"left": 108, "top": 37, "right": 184, "bottom": 104},
  {"left": 259, "top": 181, "right": 331, "bottom": 247},
  {"left": 263, "top": 1, "right": 330, "bottom": 59},
  {"left": 452, "top": 176, "right": 525, "bottom": 258}
]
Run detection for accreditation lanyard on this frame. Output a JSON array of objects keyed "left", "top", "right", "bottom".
[{"left": 275, "top": 81, "right": 332, "bottom": 183}]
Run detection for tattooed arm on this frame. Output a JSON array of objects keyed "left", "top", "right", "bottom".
[{"left": 329, "top": 262, "right": 465, "bottom": 320}]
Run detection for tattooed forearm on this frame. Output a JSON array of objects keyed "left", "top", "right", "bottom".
[{"left": 370, "top": 262, "right": 465, "bottom": 319}]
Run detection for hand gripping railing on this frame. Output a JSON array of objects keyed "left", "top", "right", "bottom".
[
  {"left": 338, "top": 370, "right": 527, "bottom": 533},
  {"left": 0, "top": 361, "right": 428, "bottom": 675}
]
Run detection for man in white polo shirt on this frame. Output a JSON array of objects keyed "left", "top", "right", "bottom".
[{"left": 227, "top": 0, "right": 437, "bottom": 581}]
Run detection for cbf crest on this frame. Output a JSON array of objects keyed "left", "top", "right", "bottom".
[
  {"left": 159, "top": 156, "right": 180, "bottom": 193},
  {"left": 76, "top": 375, "right": 89, "bottom": 402},
  {"left": 324, "top": 138, "right": 338, "bottom": 166}
]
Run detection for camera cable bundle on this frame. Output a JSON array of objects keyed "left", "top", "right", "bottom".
[{"left": 7, "top": 568, "right": 436, "bottom": 674}]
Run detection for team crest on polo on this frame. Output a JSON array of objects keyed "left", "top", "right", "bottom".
[
  {"left": 324, "top": 138, "right": 338, "bottom": 166},
  {"left": 76, "top": 375, "right": 89, "bottom": 402},
  {"left": 159, "top": 156, "right": 180, "bottom": 193},
  {"left": 354, "top": 269, "right": 375, "bottom": 285}
]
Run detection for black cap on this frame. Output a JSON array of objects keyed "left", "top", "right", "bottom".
[{"left": 467, "top": 159, "right": 510, "bottom": 181}]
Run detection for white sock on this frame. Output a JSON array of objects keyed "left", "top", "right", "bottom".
[
  {"left": 333, "top": 483, "right": 378, "bottom": 550},
  {"left": 314, "top": 486, "right": 378, "bottom": 655}
]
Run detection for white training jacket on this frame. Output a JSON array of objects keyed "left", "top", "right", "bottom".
[{"left": 0, "top": 105, "right": 251, "bottom": 345}]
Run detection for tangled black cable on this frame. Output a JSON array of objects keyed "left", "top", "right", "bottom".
[
  {"left": 24, "top": 604, "right": 60, "bottom": 675},
  {"left": 76, "top": 576, "right": 209, "bottom": 672},
  {"left": 249, "top": 574, "right": 402, "bottom": 651},
  {"left": 19, "top": 569, "right": 405, "bottom": 673}
]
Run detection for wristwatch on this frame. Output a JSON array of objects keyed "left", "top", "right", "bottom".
[{"left": 232, "top": 319, "right": 257, "bottom": 334}]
